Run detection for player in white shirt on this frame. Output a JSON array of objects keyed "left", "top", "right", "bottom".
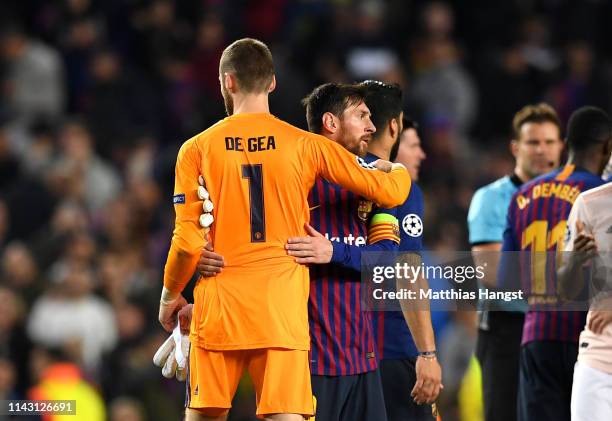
[{"left": 560, "top": 182, "right": 612, "bottom": 421}]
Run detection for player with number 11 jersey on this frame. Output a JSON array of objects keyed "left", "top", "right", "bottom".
[
  {"left": 499, "top": 106, "right": 611, "bottom": 421},
  {"left": 502, "top": 164, "right": 604, "bottom": 344}
]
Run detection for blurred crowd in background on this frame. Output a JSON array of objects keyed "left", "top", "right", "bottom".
[{"left": 1, "top": 0, "right": 611, "bottom": 420}]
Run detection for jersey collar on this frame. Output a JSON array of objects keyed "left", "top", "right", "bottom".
[{"left": 510, "top": 172, "right": 523, "bottom": 187}]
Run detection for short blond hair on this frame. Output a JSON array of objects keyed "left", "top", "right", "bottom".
[{"left": 512, "top": 103, "right": 561, "bottom": 139}]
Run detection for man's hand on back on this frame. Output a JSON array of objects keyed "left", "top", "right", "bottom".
[
  {"left": 286, "top": 223, "right": 333, "bottom": 264},
  {"left": 570, "top": 219, "right": 598, "bottom": 264},
  {"left": 197, "top": 242, "right": 225, "bottom": 277}
]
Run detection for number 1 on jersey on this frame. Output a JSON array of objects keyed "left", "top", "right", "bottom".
[{"left": 242, "top": 164, "right": 266, "bottom": 243}]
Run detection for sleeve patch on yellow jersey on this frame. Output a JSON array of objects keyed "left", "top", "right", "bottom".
[{"left": 173, "top": 193, "right": 186, "bottom": 204}]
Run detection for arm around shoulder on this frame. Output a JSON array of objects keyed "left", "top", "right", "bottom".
[{"left": 304, "top": 133, "right": 411, "bottom": 208}]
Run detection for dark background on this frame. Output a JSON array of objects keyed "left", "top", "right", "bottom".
[{"left": 1, "top": 1, "right": 611, "bottom": 420}]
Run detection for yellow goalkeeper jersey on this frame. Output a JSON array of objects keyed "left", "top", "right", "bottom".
[{"left": 163, "top": 112, "right": 410, "bottom": 351}]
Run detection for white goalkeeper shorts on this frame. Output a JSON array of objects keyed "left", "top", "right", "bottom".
[{"left": 571, "top": 361, "right": 612, "bottom": 421}]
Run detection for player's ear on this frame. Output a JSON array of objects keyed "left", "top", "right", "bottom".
[
  {"left": 510, "top": 139, "right": 519, "bottom": 158},
  {"left": 389, "top": 118, "right": 399, "bottom": 141},
  {"left": 224, "top": 72, "right": 236, "bottom": 93},
  {"left": 267, "top": 75, "right": 276, "bottom": 93},
  {"left": 322, "top": 112, "right": 338, "bottom": 134}
]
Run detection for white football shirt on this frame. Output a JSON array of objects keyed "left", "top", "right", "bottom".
[{"left": 565, "top": 182, "right": 612, "bottom": 373}]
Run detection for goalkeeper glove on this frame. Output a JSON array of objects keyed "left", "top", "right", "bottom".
[
  {"left": 198, "top": 177, "right": 214, "bottom": 231},
  {"left": 153, "top": 304, "right": 193, "bottom": 381}
]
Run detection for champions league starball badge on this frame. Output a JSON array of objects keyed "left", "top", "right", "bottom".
[{"left": 402, "top": 213, "right": 423, "bottom": 237}]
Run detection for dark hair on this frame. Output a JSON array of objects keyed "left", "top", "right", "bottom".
[
  {"left": 566, "top": 106, "right": 612, "bottom": 151},
  {"left": 301, "top": 83, "right": 366, "bottom": 133},
  {"left": 389, "top": 118, "right": 419, "bottom": 162},
  {"left": 219, "top": 38, "right": 274, "bottom": 93},
  {"left": 403, "top": 117, "right": 418, "bottom": 131},
  {"left": 360, "top": 80, "right": 403, "bottom": 140},
  {"left": 512, "top": 103, "right": 562, "bottom": 140}
]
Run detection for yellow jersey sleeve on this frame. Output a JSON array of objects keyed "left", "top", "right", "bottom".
[
  {"left": 163, "top": 138, "right": 206, "bottom": 294},
  {"left": 302, "top": 132, "right": 411, "bottom": 208}
]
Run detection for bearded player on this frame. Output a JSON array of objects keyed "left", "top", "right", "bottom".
[{"left": 158, "top": 38, "right": 410, "bottom": 421}]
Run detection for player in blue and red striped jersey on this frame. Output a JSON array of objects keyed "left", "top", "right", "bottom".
[
  {"left": 196, "top": 83, "right": 404, "bottom": 420},
  {"left": 299, "top": 81, "right": 442, "bottom": 419},
  {"left": 288, "top": 82, "right": 442, "bottom": 420},
  {"left": 498, "top": 106, "right": 612, "bottom": 421},
  {"left": 290, "top": 81, "right": 441, "bottom": 420},
  {"left": 291, "top": 83, "right": 394, "bottom": 420}
]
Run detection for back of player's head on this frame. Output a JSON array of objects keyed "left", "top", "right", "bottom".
[
  {"left": 360, "top": 80, "right": 403, "bottom": 140},
  {"left": 512, "top": 103, "right": 562, "bottom": 140},
  {"left": 219, "top": 38, "right": 274, "bottom": 94},
  {"left": 301, "top": 83, "right": 367, "bottom": 134},
  {"left": 566, "top": 106, "right": 612, "bottom": 151}
]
